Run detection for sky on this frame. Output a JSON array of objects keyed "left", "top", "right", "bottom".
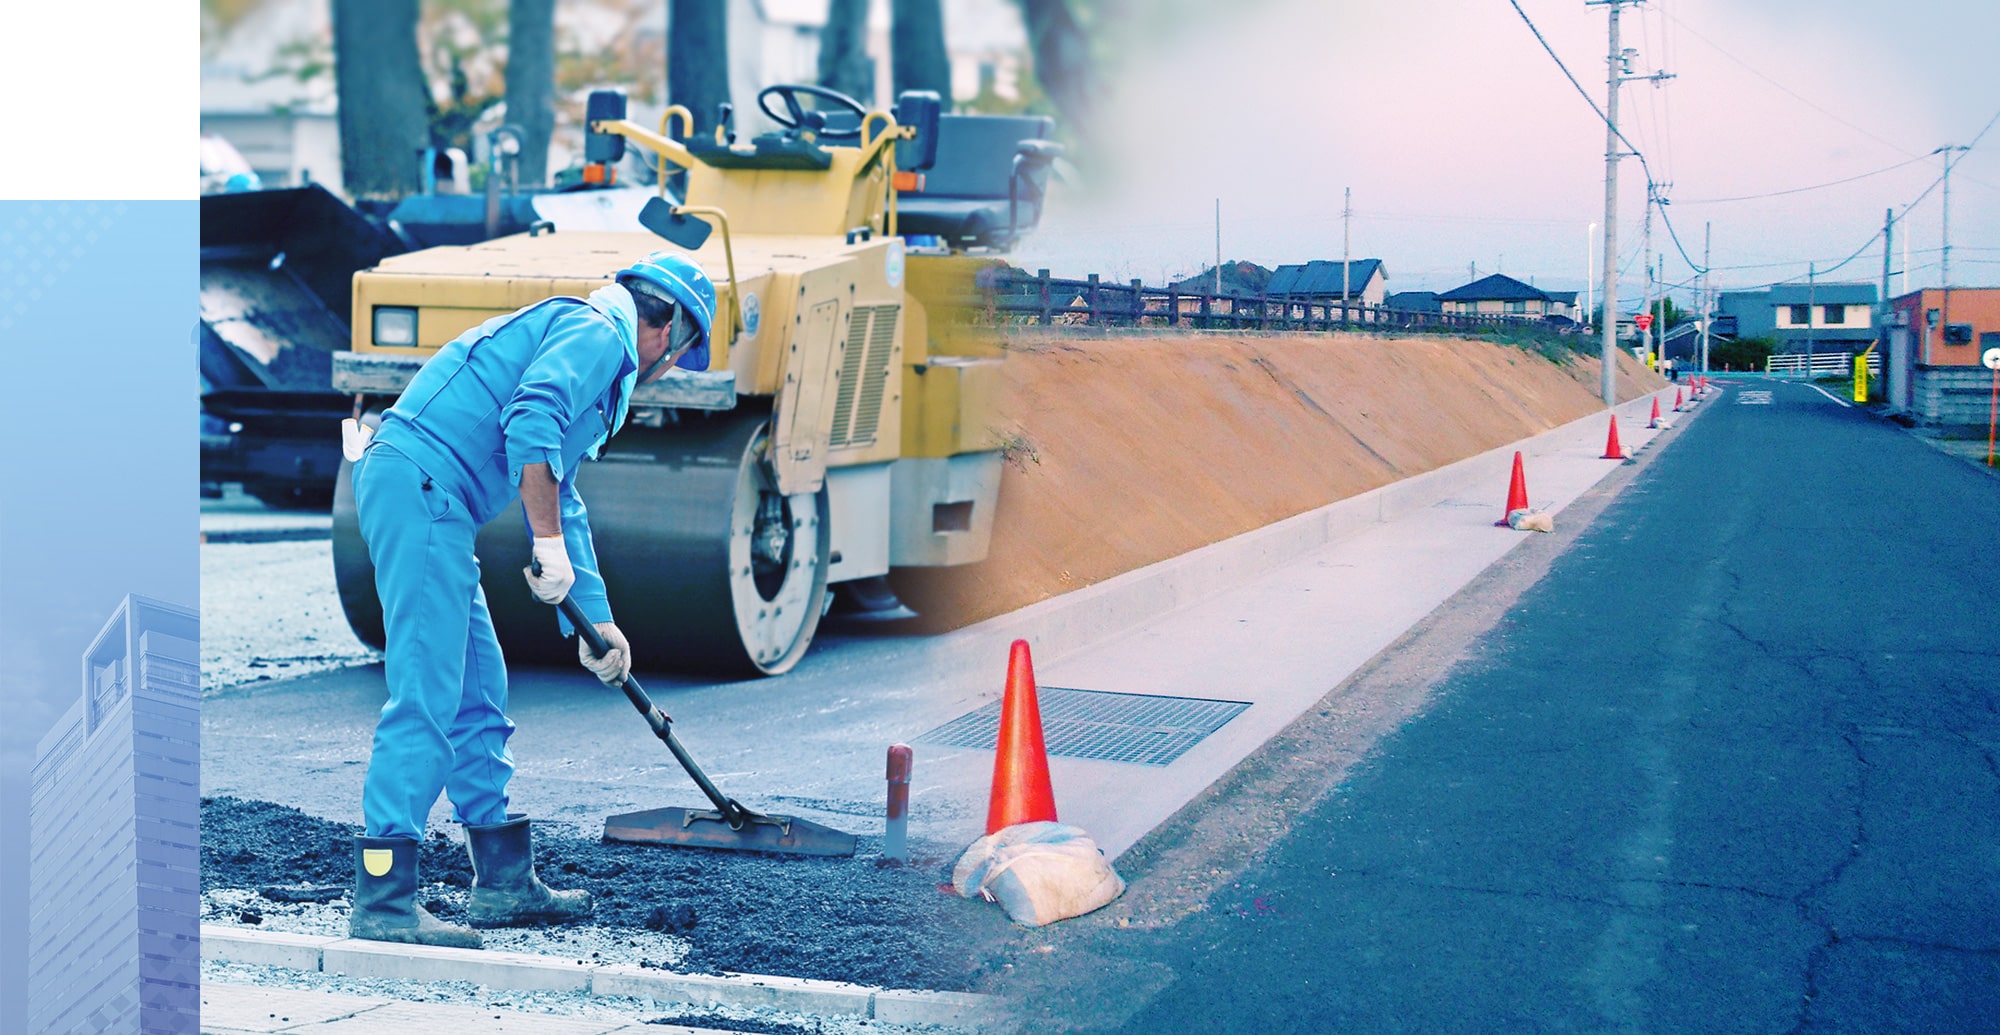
[{"left": 1015, "top": 0, "right": 2000, "bottom": 309}]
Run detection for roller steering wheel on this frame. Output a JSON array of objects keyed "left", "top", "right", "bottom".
[{"left": 757, "top": 84, "right": 867, "bottom": 141}]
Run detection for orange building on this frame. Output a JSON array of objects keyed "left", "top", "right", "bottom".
[{"left": 1888, "top": 287, "right": 2000, "bottom": 366}]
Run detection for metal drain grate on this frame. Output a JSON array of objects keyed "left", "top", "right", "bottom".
[{"left": 918, "top": 688, "right": 1251, "bottom": 767}]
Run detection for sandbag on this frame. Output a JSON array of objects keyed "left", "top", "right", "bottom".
[
  {"left": 1507, "top": 508, "right": 1554, "bottom": 533},
  {"left": 953, "top": 821, "right": 1125, "bottom": 927}
]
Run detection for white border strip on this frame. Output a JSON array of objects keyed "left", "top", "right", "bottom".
[
  {"left": 200, "top": 925, "right": 1002, "bottom": 1028},
  {"left": 2, "top": 3, "right": 193, "bottom": 198}
]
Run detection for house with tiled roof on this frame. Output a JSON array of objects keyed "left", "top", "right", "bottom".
[
  {"left": 1385, "top": 290, "right": 1440, "bottom": 314},
  {"left": 1170, "top": 261, "right": 1274, "bottom": 298},
  {"left": 1437, "top": 274, "right": 1576, "bottom": 320},
  {"left": 1265, "top": 259, "right": 1387, "bottom": 306}
]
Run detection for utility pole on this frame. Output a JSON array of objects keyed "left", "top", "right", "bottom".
[
  {"left": 1656, "top": 254, "right": 1666, "bottom": 373},
  {"left": 1701, "top": 220, "right": 1711, "bottom": 375},
  {"left": 1641, "top": 183, "right": 1655, "bottom": 366},
  {"left": 1342, "top": 186, "right": 1352, "bottom": 318},
  {"left": 1213, "top": 197, "right": 1222, "bottom": 298},
  {"left": 1592, "top": 0, "right": 1627, "bottom": 406},
  {"left": 1587, "top": 0, "right": 1670, "bottom": 405},
  {"left": 1806, "top": 261, "right": 1816, "bottom": 378},
  {"left": 1584, "top": 223, "right": 1600, "bottom": 329},
  {"left": 1880, "top": 208, "right": 1894, "bottom": 315},
  {"left": 1587, "top": 221, "right": 1597, "bottom": 327},
  {"left": 1942, "top": 144, "right": 1967, "bottom": 336}
]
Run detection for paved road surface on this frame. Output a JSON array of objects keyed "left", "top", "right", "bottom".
[{"left": 999, "top": 380, "right": 2000, "bottom": 1033}]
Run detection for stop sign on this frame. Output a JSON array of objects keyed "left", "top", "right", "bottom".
[{"left": 1635, "top": 313, "right": 1655, "bottom": 331}]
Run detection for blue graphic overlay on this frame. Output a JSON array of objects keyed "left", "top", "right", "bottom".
[{"left": 0, "top": 202, "right": 198, "bottom": 1029}]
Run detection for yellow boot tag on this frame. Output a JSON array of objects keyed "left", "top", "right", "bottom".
[{"left": 362, "top": 849, "right": 394, "bottom": 877}]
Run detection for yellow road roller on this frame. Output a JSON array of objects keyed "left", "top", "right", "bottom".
[{"left": 330, "top": 85, "right": 1059, "bottom": 675}]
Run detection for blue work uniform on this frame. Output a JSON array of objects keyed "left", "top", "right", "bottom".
[{"left": 354, "top": 284, "right": 640, "bottom": 840}]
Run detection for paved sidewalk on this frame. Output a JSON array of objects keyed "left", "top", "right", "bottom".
[
  {"left": 201, "top": 982, "right": 719, "bottom": 1033},
  {"left": 203, "top": 390, "right": 1700, "bottom": 860}
]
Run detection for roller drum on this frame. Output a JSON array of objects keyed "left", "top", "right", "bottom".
[{"left": 332, "top": 410, "right": 832, "bottom": 678}]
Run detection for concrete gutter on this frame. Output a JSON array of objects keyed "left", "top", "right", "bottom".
[
  {"left": 979, "top": 391, "right": 1681, "bottom": 670},
  {"left": 201, "top": 925, "right": 1002, "bottom": 1029}
]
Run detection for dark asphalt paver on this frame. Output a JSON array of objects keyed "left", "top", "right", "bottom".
[{"left": 993, "top": 381, "right": 2000, "bottom": 1032}]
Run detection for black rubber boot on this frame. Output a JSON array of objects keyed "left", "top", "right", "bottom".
[
  {"left": 349, "top": 835, "right": 482, "bottom": 948},
  {"left": 465, "top": 816, "right": 593, "bottom": 927}
]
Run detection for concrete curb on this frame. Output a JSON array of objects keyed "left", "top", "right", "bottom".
[
  {"left": 201, "top": 527, "right": 333, "bottom": 544},
  {"left": 201, "top": 925, "right": 1003, "bottom": 1028},
  {"left": 977, "top": 393, "right": 1674, "bottom": 667}
]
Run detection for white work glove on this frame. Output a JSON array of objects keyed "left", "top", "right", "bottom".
[
  {"left": 524, "top": 535, "right": 574, "bottom": 604},
  {"left": 579, "top": 622, "right": 632, "bottom": 686}
]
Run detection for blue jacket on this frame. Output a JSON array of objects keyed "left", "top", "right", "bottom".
[{"left": 373, "top": 285, "right": 640, "bottom": 627}]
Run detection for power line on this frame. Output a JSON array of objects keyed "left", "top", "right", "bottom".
[
  {"left": 1656, "top": 6, "right": 1919, "bottom": 159},
  {"left": 1675, "top": 153, "right": 1934, "bottom": 204},
  {"left": 1504, "top": 0, "right": 1703, "bottom": 273}
]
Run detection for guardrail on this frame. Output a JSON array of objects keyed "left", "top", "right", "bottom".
[
  {"left": 1765, "top": 352, "right": 1881, "bottom": 378},
  {"left": 969, "top": 268, "right": 1592, "bottom": 342}
]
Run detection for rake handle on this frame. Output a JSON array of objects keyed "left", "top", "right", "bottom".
[{"left": 537, "top": 567, "right": 750, "bottom": 826}]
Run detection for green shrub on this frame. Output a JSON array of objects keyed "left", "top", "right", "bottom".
[{"left": 1709, "top": 335, "right": 1776, "bottom": 373}]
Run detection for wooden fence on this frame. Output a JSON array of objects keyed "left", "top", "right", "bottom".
[{"left": 968, "top": 268, "right": 1593, "bottom": 342}]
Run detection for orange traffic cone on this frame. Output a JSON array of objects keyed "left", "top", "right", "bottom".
[
  {"left": 1496, "top": 451, "right": 1529, "bottom": 526},
  {"left": 1602, "top": 414, "right": 1627, "bottom": 459},
  {"left": 1674, "top": 387, "right": 1685, "bottom": 411},
  {"left": 986, "top": 639, "right": 1058, "bottom": 834},
  {"left": 1648, "top": 395, "right": 1663, "bottom": 429}
]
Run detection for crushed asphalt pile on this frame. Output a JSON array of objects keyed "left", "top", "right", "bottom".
[{"left": 201, "top": 796, "right": 1022, "bottom": 992}]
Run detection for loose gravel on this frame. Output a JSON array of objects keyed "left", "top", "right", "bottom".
[
  {"left": 201, "top": 796, "right": 1021, "bottom": 992},
  {"left": 200, "top": 539, "right": 379, "bottom": 692}
]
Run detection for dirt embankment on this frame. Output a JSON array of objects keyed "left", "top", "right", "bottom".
[{"left": 897, "top": 332, "right": 1666, "bottom": 626}]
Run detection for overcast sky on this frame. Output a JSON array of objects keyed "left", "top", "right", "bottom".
[{"left": 1016, "top": 0, "right": 2000, "bottom": 307}]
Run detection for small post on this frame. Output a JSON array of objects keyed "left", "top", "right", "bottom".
[
  {"left": 884, "top": 743, "right": 913, "bottom": 863},
  {"left": 1038, "top": 269, "right": 1052, "bottom": 325},
  {"left": 1167, "top": 288, "right": 1180, "bottom": 329},
  {"left": 1087, "top": 273, "right": 1101, "bottom": 325},
  {"left": 1131, "top": 278, "right": 1144, "bottom": 326},
  {"left": 1199, "top": 291, "right": 1212, "bottom": 330}
]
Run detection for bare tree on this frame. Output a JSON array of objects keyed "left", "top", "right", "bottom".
[
  {"left": 891, "top": 0, "right": 950, "bottom": 101},
  {"left": 1017, "top": 0, "right": 1096, "bottom": 134},
  {"left": 668, "top": 0, "right": 730, "bottom": 138},
  {"left": 817, "top": 0, "right": 873, "bottom": 103},
  {"left": 505, "top": 0, "right": 557, "bottom": 187},
  {"left": 332, "top": 0, "right": 432, "bottom": 198}
]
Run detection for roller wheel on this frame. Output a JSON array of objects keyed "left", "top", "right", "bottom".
[{"left": 332, "top": 410, "right": 832, "bottom": 678}]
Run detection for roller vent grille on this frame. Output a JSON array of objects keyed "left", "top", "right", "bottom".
[{"left": 830, "top": 305, "right": 899, "bottom": 448}]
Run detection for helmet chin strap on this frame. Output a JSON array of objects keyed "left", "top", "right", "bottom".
[{"left": 636, "top": 309, "right": 684, "bottom": 383}]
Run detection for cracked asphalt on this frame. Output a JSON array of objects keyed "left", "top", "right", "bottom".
[{"left": 987, "top": 380, "right": 2000, "bottom": 1032}]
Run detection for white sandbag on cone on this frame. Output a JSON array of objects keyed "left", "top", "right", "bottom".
[
  {"left": 953, "top": 821, "right": 1125, "bottom": 927},
  {"left": 1507, "top": 508, "right": 1554, "bottom": 533}
]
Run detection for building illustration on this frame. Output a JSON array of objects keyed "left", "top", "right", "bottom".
[{"left": 29, "top": 596, "right": 201, "bottom": 1035}]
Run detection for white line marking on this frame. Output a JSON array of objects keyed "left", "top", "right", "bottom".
[
  {"left": 1738, "top": 390, "right": 1773, "bottom": 405},
  {"left": 1805, "top": 383, "right": 1853, "bottom": 408}
]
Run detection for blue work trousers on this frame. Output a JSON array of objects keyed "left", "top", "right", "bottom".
[{"left": 354, "top": 444, "right": 516, "bottom": 839}]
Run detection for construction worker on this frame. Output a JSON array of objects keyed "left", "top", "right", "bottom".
[{"left": 347, "top": 251, "right": 715, "bottom": 948}]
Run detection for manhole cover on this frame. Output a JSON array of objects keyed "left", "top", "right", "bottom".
[{"left": 917, "top": 688, "right": 1251, "bottom": 767}]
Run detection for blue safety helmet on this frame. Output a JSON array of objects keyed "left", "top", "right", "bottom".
[{"left": 616, "top": 251, "right": 716, "bottom": 372}]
